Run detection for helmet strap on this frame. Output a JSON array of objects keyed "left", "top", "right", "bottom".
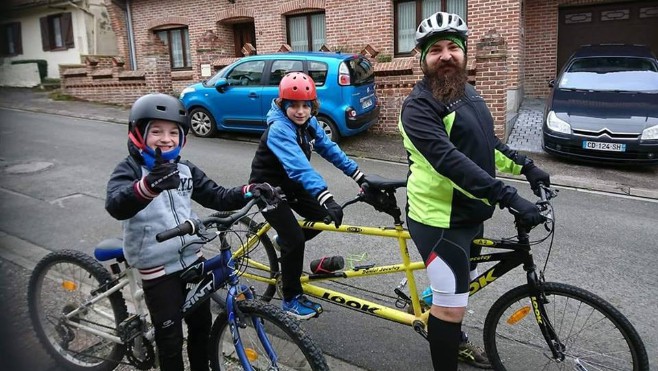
[{"left": 128, "top": 130, "right": 147, "bottom": 151}]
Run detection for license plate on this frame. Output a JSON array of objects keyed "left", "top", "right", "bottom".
[
  {"left": 361, "top": 99, "right": 373, "bottom": 109},
  {"left": 582, "top": 141, "right": 626, "bottom": 152}
]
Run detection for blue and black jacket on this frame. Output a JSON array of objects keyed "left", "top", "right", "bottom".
[{"left": 249, "top": 100, "right": 361, "bottom": 203}]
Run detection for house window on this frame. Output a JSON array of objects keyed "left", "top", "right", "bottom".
[
  {"left": 0, "top": 22, "right": 22, "bottom": 56},
  {"left": 40, "top": 13, "right": 74, "bottom": 51},
  {"left": 394, "top": 0, "right": 467, "bottom": 56},
  {"left": 287, "top": 12, "right": 325, "bottom": 52},
  {"left": 156, "top": 27, "right": 192, "bottom": 69}
]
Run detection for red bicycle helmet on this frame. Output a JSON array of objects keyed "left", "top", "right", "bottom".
[{"left": 279, "top": 72, "right": 317, "bottom": 100}]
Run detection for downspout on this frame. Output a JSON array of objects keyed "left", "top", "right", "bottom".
[{"left": 126, "top": 0, "right": 137, "bottom": 69}]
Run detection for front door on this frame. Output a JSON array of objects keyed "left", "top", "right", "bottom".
[{"left": 233, "top": 22, "right": 256, "bottom": 56}]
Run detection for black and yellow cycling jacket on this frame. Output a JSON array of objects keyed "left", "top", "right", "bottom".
[{"left": 399, "top": 78, "right": 527, "bottom": 228}]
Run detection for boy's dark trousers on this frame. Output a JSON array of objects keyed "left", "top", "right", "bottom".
[
  {"left": 262, "top": 189, "right": 329, "bottom": 300},
  {"left": 143, "top": 267, "right": 211, "bottom": 371}
]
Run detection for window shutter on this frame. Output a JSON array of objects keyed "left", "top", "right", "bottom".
[
  {"left": 14, "top": 23, "right": 22, "bottom": 55},
  {"left": 40, "top": 16, "right": 50, "bottom": 51},
  {"left": 62, "top": 12, "right": 74, "bottom": 49}
]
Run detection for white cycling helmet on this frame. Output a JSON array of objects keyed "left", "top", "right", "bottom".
[{"left": 415, "top": 12, "right": 468, "bottom": 48}]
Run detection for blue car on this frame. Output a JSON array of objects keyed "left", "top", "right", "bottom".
[{"left": 179, "top": 52, "right": 380, "bottom": 142}]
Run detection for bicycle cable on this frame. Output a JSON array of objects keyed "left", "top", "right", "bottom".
[{"left": 540, "top": 202, "right": 557, "bottom": 278}]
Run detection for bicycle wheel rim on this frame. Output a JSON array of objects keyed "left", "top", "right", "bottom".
[
  {"left": 210, "top": 301, "right": 327, "bottom": 371},
  {"left": 29, "top": 253, "right": 125, "bottom": 370},
  {"left": 484, "top": 282, "right": 648, "bottom": 371}
]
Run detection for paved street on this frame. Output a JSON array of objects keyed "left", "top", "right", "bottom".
[{"left": 1, "top": 91, "right": 657, "bottom": 371}]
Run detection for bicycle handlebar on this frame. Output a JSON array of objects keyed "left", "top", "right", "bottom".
[{"left": 156, "top": 197, "right": 261, "bottom": 242}]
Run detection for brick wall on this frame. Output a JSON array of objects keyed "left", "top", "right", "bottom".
[
  {"left": 59, "top": 35, "right": 173, "bottom": 105},
  {"left": 70, "top": 0, "right": 526, "bottom": 138},
  {"left": 475, "top": 30, "right": 508, "bottom": 139}
]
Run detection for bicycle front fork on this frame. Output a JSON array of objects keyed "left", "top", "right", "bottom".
[
  {"left": 528, "top": 271, "right": 566, "bottom": 361},
  {"left": 225, "top": 285, "right": 279, "bottom": 369}
]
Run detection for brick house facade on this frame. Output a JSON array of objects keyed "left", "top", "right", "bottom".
[{"left": 59, "top": 0, "right": 658, "bottom": 139}]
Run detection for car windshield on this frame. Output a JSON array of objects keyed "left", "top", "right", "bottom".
[
  {"left": 204, "top": 65, "right": 229, "bottom": 86},
  {"left": 559, "top": 57, "right": 658, "bottom": 93}
]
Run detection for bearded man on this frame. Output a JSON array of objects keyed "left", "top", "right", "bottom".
[{"left": 398, "top": 12, "right": 551, "bottom": 370}]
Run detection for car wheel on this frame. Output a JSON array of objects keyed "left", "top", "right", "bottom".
[
  {"left": 189, "top": 108, "right": 218, "bottom": 138},
  {"left": 317, "top": 116, "right": 341, "bottom": 143}
]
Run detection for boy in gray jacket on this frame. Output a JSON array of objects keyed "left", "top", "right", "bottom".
[{"left": 106, "top": 93, "right": 275, "bottom": 371}]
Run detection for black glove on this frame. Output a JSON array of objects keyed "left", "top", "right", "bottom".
[
  {"left": 505, "top": 193, "right": 544, "bottom": 228},
  {"left": 322, "top": 197, "right": 344, "bottom": 228},
  {"left": 143, "top": 148, "right": 180, "bottom": 194},
  {"left": 244, "top": 183, "right": 286, "bottom": 202},
  {"left": 522, "top": 163, "right": 550, "bottom": 196}
]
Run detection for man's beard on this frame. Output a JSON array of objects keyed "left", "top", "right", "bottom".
[{"left": 422, "top": 59, "right": 468, "bottom": 103}]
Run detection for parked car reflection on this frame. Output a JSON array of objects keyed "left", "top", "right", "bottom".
[{"left": 542, "top": 44, "right": 658, "bottom": 165}]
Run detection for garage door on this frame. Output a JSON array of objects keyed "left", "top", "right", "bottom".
[{"left": 558, "top": 1, "right": 658, "bottom": 71}]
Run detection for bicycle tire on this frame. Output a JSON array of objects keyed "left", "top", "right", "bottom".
[
  {"left": 28, "top": 249, "right": 129, "bottom": 371},
  {"left": 209, "top": 299, "right": 329, "bottom": 371},
  {"left": 483, "top": 282, "right": 649, "bottom": 371},
  {"left": 214, "top": 212, "right": 280, "bottom": 302}
]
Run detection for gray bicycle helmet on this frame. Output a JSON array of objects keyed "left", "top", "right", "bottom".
[
  {"left": 128, "top": 93, "right": 189, "bottom": 136},
  {"left": 415, "top": 12, "right": 468, "bottom": 49}
]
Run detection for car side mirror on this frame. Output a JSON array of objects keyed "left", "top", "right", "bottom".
[
  {"left": 548, "top": 79, "right": 555, "bottom": 88},
  {"left": 215, "top": 78, "right": 228, "bottom": 93}
]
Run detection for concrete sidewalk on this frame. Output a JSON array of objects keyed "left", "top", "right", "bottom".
[{"left": 1, "top": 87, "right": 656, "bottom": 199}]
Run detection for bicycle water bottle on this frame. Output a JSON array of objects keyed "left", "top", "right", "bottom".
[
  {"left": 421, "top": 287, "right": 433, "bottom": 307},
  {"left": 310, "top": 256, "right": 344, "bottom": 273}
]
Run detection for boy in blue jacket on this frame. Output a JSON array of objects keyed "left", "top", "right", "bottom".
[{"left": 249, "top": 72, "right": 366, "bottom": 319}]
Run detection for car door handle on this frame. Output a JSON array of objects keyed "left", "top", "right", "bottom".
[{"left": 248, "top": 92, "right": 259, "bottom": 98}]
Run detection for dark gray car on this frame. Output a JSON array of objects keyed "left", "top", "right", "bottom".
[{"left": 542, "top": 44, "right": 658, "bottom": 164}]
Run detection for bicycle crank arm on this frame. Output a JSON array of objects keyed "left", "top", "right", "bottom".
[{"left": 412, "top": 320, "right": 427, "bottom": 340}]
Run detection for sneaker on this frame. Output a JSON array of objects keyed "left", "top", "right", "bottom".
[
  {"left": 282, "top": 294, "right": 322, "bottom": 320},
  {"left": 271, "top": 235, "right": 281, "bottom": 252},
  {"left": 458, "top": 339, "right": 492, "bottom": 369}
]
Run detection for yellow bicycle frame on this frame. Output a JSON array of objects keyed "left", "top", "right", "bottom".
[{"left": 233, "top": 219, "right": 431, "bottom": 326}]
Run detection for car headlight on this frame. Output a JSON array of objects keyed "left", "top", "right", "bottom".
[
  {"left": 546, "top": 111, "right": 571, "bottom": 134},
  {"left": 179, "top": 87, "right": 195, "bottom": 99},
  {"left": 641, "top": 125, "right": 658, "bottom": 140}
]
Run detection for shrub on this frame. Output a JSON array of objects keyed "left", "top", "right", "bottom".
[{"left": 11, "top": 59, "right": 48, "bottom": 80}]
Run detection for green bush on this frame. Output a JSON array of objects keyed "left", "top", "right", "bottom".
[{"left": 11, "top": 59, "right": 48, "bottom": 80}]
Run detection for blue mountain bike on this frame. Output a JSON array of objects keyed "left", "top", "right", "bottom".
[{"left": 28, "top": 196, "right": 328, "bottom": 371}]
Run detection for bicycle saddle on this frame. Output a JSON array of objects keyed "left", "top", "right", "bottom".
[
  {"left": 364, "top": 175, "right": 406, "bottom": 191},
  {"left": 94, "top": 238, "right": 125, "bottom": 262}
]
